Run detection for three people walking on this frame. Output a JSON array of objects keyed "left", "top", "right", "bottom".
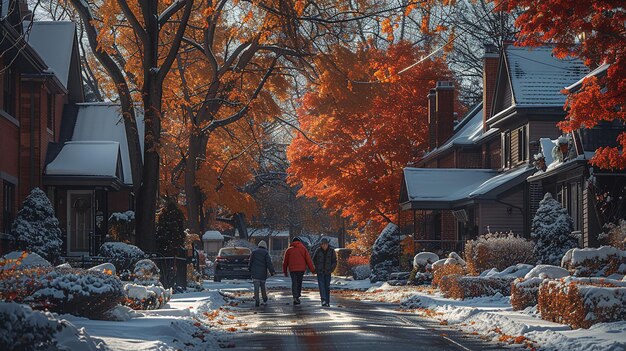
[
  {"left": 312, "top": 237, "right": 337, "bottom": 306},
  {"left": 248, "top": 240, "right": 275, "bottom": 307},
  {"left": 283, "top": 237, "right": 315, "bottom": 305},
  {"left": 250, "top": 236, "right": 335, "bottom": 307}
]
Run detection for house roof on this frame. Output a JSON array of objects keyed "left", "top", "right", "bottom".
[
  {"left": 46, "top": 141, "right": 122, "bottom": 178},
  {"left": 202, "top": 231, "right": 224, "bottom": 241},
  {"left": 70, "top": 103, "right": 145, "bottom": 185},
  {"left": 24, "top": 21, "right": 76, "bottom": 89},
  {"left": 400, "top": 166, "right": 533, "bottom": 209},
  {"left": 504, "top": 46, "right": 588, "bottom": 107}
]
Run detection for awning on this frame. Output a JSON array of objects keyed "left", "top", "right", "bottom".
[
  {"left": 400, "top": 166, "right": 534, "bottom": 210},
  {"left": 44, "top": 141, "right": 124, "bottom": 189}
]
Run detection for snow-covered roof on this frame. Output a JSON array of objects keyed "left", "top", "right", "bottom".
[
  {"left": 202, "top": 230, "right": 224, "bottom": 241},
  {"left": 565, "top": 63, "right": 610, "bottom": 92},
  {"left": 248, "top": 228, "right": 290, "bottom": 238},
  {"left": 71, "top": 103, "right": 145, "bottom": 184},
  {"left": 401, "top": 166, "right": 533, "bottom": 208},
  {"left": 505, "top": 46, "right": 588, "bottom": 107},
  {"left": 46, "top": 141, "right": 121, "bottom": 177},
  {"left": 24, "top": 21, "right": 76, "bottom": 89}
]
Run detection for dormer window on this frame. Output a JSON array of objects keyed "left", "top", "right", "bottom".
[{"left": 517, "top": 126, "right": 527, "bottom": 162}]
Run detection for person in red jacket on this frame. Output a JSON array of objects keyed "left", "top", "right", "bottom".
[{"left": 283, "top": 237, "right": 315, "bottom": 305}]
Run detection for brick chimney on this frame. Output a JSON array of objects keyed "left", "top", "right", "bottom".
[
  {"left": 435, "top": 81, "right": 454, "bottom": 147},
  {"left": 482, "top": 44, "right": 499, "bottom": 131},
  {"left": 428, "top": 88, "right": 437, "bottom": 150}
]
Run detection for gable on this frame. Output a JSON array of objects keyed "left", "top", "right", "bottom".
[{"left": 491, "top": 53, "right": 514, "bottom": 117}]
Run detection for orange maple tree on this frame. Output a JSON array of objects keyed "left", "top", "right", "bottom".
[
  {"left": 503, "top": 0, "right": 626, "bottom": 169},
  {"left": 287, "top": 42, "right": 462, "bottom": 231}
]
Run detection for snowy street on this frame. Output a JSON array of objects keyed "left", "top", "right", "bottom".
[{"left": 217, "top": 283, "right": 508, "bottom": 351}]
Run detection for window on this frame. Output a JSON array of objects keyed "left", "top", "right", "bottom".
[
  {"left": 503, "top": 131, "right": 511, "bottom": 168},
  {"left": 2, "top": 68, "right": 14, "bottom": 116},
  {"left": 517, "top": 126, "right": 527, "bottom": 162},
  {"left": 47, "top": 93, "right": 55, "bottom": 131},
  {"left": 2, "top": 181, "right": 15, "bottom": 233}
]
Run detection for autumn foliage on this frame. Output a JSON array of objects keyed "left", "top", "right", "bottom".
[
  {"left": 504, "top": 0, "right": 626, "bottom": 169},
  {"left": 287, "top": 42, "right": 460, "bottom": 230}
]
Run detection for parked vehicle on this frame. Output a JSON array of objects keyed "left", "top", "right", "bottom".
[{"left": 213, "top": 247, "right": 251, "bottom": 282}]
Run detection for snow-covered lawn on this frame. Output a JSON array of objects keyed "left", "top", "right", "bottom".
[{"left": 343, "top": 283, "right": 626, "bottom": 351}]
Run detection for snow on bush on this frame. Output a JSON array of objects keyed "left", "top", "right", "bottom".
[
  {"left": 531, "top": 193, "right": 579, "bottom": 265},
  {"left": 538, "top": 277, "right": 626, "bottom": 328},
  {"left": 100, "top": 242, "right": 146, "bottom": 273},
  {"left": 10, "top": 188, "right": 63, "bottom": 263},
  {"left": 134, "top": 259, "right": 160, "bottom": 284},
  {"left": 413, "top": 252, "right": 439, "bottom": 271},
  {"left": 511, "top": 265, "right": 569, "bottom": 311},
  {"left": 439, "top": 275, "right": 515, "bottom": 299},
  {"left": 107, "top": 210, "right": 135, "bottom": 243},
  {"left": 432, "top": 263, "right": 465, "bottom": 287},
  {"left": 524, "top": 264, "right": 570, "bottom": 280},
  {"left": 598, "top": 219, "right": 626, "bottom": 249},
  {"left": 88, "top": 263, "right": 116, "bottom": 276},
  {"left": 123, "top": 283, "right": 171, "bottom": 310},
  {"left": 0, "top": 302, "right": 105, "bottom": 351},
  {"left": 0, "top": 252, "right": 51, "bottom": 303},
  {"left": 407, "top": 270, "right": 433, "bottom": 286},
  {"left": 27, "top": 268, "right": 124, "bottom": 319},
  {"left": 481, "top": 264, "right": 535, "bottom": 278},
  {"left": 369, "top": 223, "right": 401, "bottom": 283},
  {"left": 1, "top": 251, "right": 50, "bottom": 270},
  {"left": 561, "top": 246, "right": 626, "bottom": 277},
  {"left": 464, "top": 232, "right": 535, "bottom": 274},
  {"left": 352, "top": 265, "right": 371, "bottom": 280}
]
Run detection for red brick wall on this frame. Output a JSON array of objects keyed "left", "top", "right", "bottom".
[
  {"left": 483, "top": 45, "right": 499, "bottom": 130},
  {"left": 435, "top": 84, "right": 455, "bottom": 147},
  {"left": 109, "top": 189, "right": 132, "bottom": 213},
  {"left": 18, "top": 82, "right": 43, "bottom": 203},
  {"left": 441, "top": 210, "right": 457, "bottom": 241}
]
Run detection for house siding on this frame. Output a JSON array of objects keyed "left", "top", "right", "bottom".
[{"left": 477, "top": 189, "right": 525, "bottom": 235}]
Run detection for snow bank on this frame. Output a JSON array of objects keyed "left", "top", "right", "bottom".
[
  {"left": 524, "top": 265, "right": 570, "bottom": 279},
  {"left": 483, "top": 263, "right": 534, "bottom": 278}
]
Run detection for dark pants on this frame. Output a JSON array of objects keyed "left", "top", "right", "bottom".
[
  {"left": 253, "top": 279, "right": 268, "bottom": 303},
  {"left": 290, "top": 271, "right": 304, "bottom": 299},
  {"left": 317, "top": 273, "right": 331, "bottom": 302}
]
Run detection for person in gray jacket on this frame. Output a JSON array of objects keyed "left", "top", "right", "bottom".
[
  {"left": 312, "top": 238, "right": 337, "bottom": 306},
  {"left": 248, "top": 240, "right": 275, "bottom": 307}
]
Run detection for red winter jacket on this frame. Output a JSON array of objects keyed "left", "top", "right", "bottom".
[{"left": 283, "top": 241, "right": 315, "bottom": 275}]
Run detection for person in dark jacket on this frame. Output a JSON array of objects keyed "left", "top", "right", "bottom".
[
  {"left": 283, "top": 237, "right": 315, "bottom": 305},
  {"left": 312, "top": 237, "right": 337, "bottom": 306},
  {"left": 248, "top": 240, "right": 275, "bottom": 307}
]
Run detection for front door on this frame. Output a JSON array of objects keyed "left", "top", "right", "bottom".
[{"left": 67, "top": 191, "right": 94, "bottom": 256}]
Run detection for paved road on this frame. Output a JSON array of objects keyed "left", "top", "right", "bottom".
[{"left": 227, "top": 289, "right": 512, "bottom": 351}]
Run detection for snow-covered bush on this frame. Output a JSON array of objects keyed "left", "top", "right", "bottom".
[
  {"left": 155, "top": 199, "right": 185, "bottom": 256},
  {"left": 538, "top": 277, "right": 626, "bottom": 328},
  {"left": 439, "top": 275, "right": 514, "bottom": 299},
  {"left": 432, "top": 263, "right": 465, "bottom": 287},
  {"left": 0, "top": 262, "right": 51, "bottom": 303},
  {"left": 464, "top": 232, "right": 535, "bottom": 274},
  {"left": 531, "top": 193, "right": 579, "bottom": 265},
  {"left": 27, "top": 268, "right": 124, "bottom": 319},
  {"left": 407, "top": 270, "right": 432, "bottom": 286},
  {"left": 599, "top": 219, "right": 626, "bottom": 249},
  {"left": 134, "top": 259, "right": 160, "bottom": 284},
  {"left": 100, "top": 242, "right": 146, "bottom": 274},
  {"left": 10, "top": 188, "right": 62, "bottom": 263},
  {"left": 510, "top": 265, "right": 569, "bottom": 310},
  {"left": 561, "top": 246, "right": 626, "bottom": 277},
  {"left": 413, "top": 252, "right": 439, "bottom": 272},
  {"left": 88, "top": 263, "right": 116, "bottom": 276},
  {"left": 352, "top": 265, "right": 372, "bottom": 280},
  {"left": 107, "top": 210, "right": 135, "bottom": 243},
  {"left": 369, "top": 223, "right": 401, "bottom": 282},
  {"left": 1, "top": 251, "right": 51, "bottom": 270},
  {"left": 0, "top": 302, "right": 104, "bottom": 351},
  {"left": 123, "top": 283, "right": 171, "bottom": 310}
]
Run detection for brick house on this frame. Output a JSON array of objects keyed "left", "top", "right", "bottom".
[
  {"left": 0, "top": 1, "right": 141, "bottom": 256},
  {"left": 398, "top": 43, "right": 601, "bottom": 253}
]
